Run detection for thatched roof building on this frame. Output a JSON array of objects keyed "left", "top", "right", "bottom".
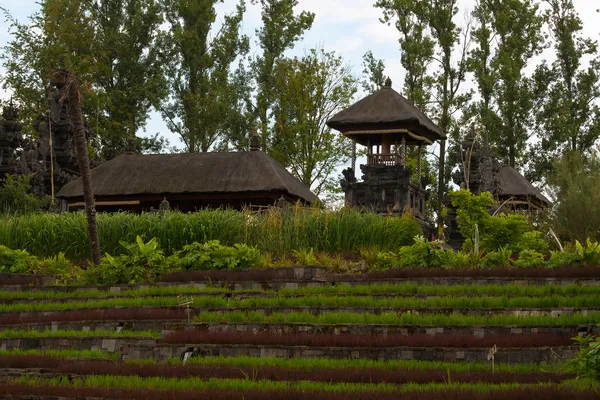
[
  {"left": 327, "top": 79, "right": 446, "bottom": 146},
  {"left": 496, "top": 166, "right": 551, "bottom": 210},
  {"left": 57, "top": 151, "right": 317, "bottom": 212}
]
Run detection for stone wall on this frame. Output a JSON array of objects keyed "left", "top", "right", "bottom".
[
  {"left": 4, "top": 320, "right": 595, "bottom": 338},
  {"left": 0, "top": 337, "right": 577, "bottom": 364}
]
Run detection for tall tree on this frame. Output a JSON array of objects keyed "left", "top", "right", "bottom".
[
  {"left": 91, "top": 0, "right": 168, "bottom": 157},
  {"left": 162, "top": 0, "right": 249, "bottom": 153},
  {"left": 485, "top": 0, "right": 545, "bottom": 168},
  {"left": 467, "top": 0, "right": 501, "bottom": 145},
  {"left": 376, "top": 0, "right": 435, "bottom": 111},
  {"left": 528, "top": 0, "right": 600, "bottom": 183},
  {"left": 270, "top": 48, "right": 357, "bottom": 196},
  {"left": 361, "top": 51, "right": 386, "bottom": 94},
  {"left": 251, "top": 0, "right": 314, "bottom": 152},
  {"left": 420, "top": 0, "right": 471, "bottom": 228},
  {"left": 377, "top": 0, "right": 471, "bottom": 229},
  {"left": 1, "top": 0, "right": 168, "bottom": 157},
  {"left": 1, "top": 0, "right": 96, "bottom": 133}
]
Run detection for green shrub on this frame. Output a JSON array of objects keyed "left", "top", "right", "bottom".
[
  {"left": 570, "top": 335, "right": 600, "bottom": 380},
  {"left": 0, "top": 245, "right": 39, "bottom": 273},
  {"left": 513, "top": 250, "right": 545, "bottom": 268},
  {"left": 172, "top": 240, "right": 263, "bottom": 271},
  {"left": 292, "top": 248, "right": 318, "bottom": 266},
  {"left": 375, "top": 236, "right": 455, "bottom": 269},
  {"left": 0, "top": 174, "right": 50, "bottom": 214},
  {"left": 481, "top": 248, "right": 512, "bottom": 268},
  {"left": 450, "top": 189, "right": 548, "bottom": 253},
  {"left": 83, "top": 236, "right": 168, "bottom": 285},
  {"left": 547, "top": 250, "right": 581, "bottom": 268}
]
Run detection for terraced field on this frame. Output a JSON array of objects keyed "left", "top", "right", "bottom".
[{"left": 1, "top": 266, "right": 599, "bottom": 399}]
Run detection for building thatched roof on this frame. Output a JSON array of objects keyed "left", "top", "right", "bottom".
[
  {"left": 57, "top": 151, "right": 317, "bottom": 203},
  {"left": 327, "top": 80, "right": 446, "bottom": 142},
  {"left": 497, "top": 166, "right": 550, "bottom": 206}
]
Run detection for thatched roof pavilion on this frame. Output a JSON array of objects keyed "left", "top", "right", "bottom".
[
  {"left": 327, "top": 78, "right": 446, "bottom": 147},
  {"left": 496, "top": 166, "right": 551, "bottom": 210},
  {"left": 57, "top": 151, "right": 317, "bottom": 212},
  {"left": 326, "top": 78, "right": 444, "bottom": 220}
]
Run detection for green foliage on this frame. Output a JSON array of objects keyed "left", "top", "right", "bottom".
[
  {"left": 172, "top": 240, "right": 263, "bottom": 271},
  {"left": 572, "top": 239, "right": 600, "bottom": 266},
  {"left": 547, "top": 250, "right": 581, "bottom": 269},
  {"left": 270, "top": 48, "right": 357, "bottom": 195},
  {"left": 481, "top": 248, "right": 512, "bottom": 268},
  {"left": 2, "top": 0, "right": 168, "bottom": 155},
  {"left": 513, "top": 250, "right": 545, "bottom": 268},
  {"left": 162, "top": 0, "right": 249, "bottom": 152},
  {"left": 570, "top": 335, "right": 600, "bottom": 380},
  {"left": 375, "top": 236, "right": 455, "bottom": 269},
  {"left": 83, "top": 236, "right": 167, "bottom": 285},
  {"left": 450, "top": 189, "right": 548, "bottom": 253},
  {"left": 550, "top": 151, "right": 600, "bottom": 242},
  {"left": 0, "top": 174, "right": 50, "bottom": 214},
  {"left": 0, "top": 245, "right": 80, "bottom": 284},
  {"left": 292, "top": 248, "right": 317, "bottom": 266},
  {"left": 529, "top": 0, "right": 600, "bottom": 182},
  {"left": 0, "top": 245, "right": 38, "bottom": 273},
  {"left": 249, "top": 0, "right": 315, "bottom": 153}
]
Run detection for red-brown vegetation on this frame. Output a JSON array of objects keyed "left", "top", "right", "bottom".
[
  {"left": 0, "top": 308, "right": 187, "bottom": 325},
  {"left": 0, "top": 355, "right": 573, "bottom": 384},
  {"left": 161, "top": 331, "right": 573, "bottom": 348},
  {"left": 159, "top": 266, "right": 600, "bottom": 283}
]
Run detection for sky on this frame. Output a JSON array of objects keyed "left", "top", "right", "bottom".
[{"left": 0, "top": 0, "right": 599, "bottom": 153}]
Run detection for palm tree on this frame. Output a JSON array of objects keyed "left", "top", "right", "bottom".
[{"left": 51, "top": 69, "right": 101, "bottom": 265}]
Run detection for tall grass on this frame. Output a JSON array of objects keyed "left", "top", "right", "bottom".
[
  {"left": 3, "top": 294, "right": 600, "bottom": 313},
  {"left": 3, "top": 294, "right": 600, "bottom": 312},
  {"left": 0, "top": 209, "right": 421, "bottom": 259},
  {"left": 4, "top": 282, "right": 599, "bottom": 302}
]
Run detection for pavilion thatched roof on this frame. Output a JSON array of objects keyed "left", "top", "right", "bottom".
[
  {"left": 497, "top": 166, "right": 550, "bottom": 206},
  {"left": 327, "top": 80, "right": 446, "bottom": 142},
  {"left": 57, "top": 152, "right": 317, "bottom": 203}
]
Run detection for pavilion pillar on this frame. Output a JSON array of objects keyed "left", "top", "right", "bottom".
[
  {"left": 351, "top": 140, "right": 357, "bottom": 173},
  {"left": 401, "top": 137, "right": 407, "bottom": 166},
  {"left": 417, "top": 144, "right": 422, "bottom": 187}
]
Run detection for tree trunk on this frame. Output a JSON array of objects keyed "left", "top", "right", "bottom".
[
  {"left": 63, "top": 71, "right": 102, "bottom": 265},
  {"left": 438, "top": 138, "right": 446, "bottom": 236}
]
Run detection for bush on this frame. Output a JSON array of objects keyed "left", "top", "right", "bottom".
[
  {"left": 375, "top": 236, "right": 456, "bottom": 269},
  {"left": 0, "top": 174, "right": 50, "bottom": 214},
  {"left": 171, "top": 240, "right": 264, "bottom": 271},
  {"left": 551, "top": 151, "right": 600, "bottom": 242},
  {"left": 0, "top": 245, "right": 38, "bottom": 273},
  {"left": 450, "top": 189, "right": 548, "bottom": 253},
  {"left": 83, "top": 236, "right": 169, "bottom": 285},
  {"left": 481, "top": 248, "right": 512, "bottom": 268},
  {"left": 513, "top": 250, "right": 545, "bottom": 268},
  {"left": 570, "top": 335, "right": 600, "bottom": 380}
]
